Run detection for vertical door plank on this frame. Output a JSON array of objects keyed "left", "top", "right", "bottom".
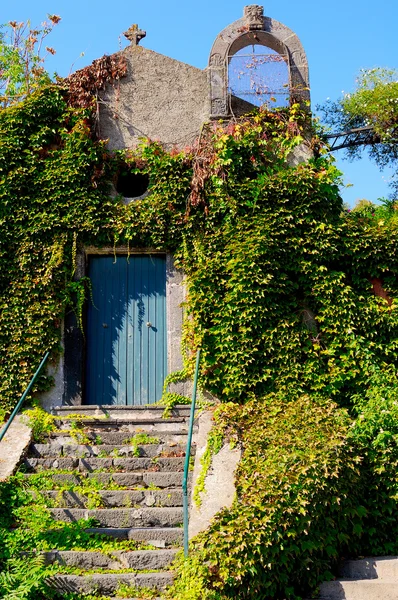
[
  {"left": 132, "top": 256, "right": 142, "bottom": 405},
  {"left": 126, "top": 257, "right": 135, "bottom": 406},
  {"left": 155, "top": 256, "right": 167, "bottom": 402}
]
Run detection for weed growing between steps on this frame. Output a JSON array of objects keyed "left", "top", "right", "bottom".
[
  {"left": 124, "top": 433, "right": 161, "bottom": 457},
  {"left": 21, "top": 406, "right": 57, "bottom": 442},
  {"left": 60, "top": 596, "right": 112, "bottom": 600},
  {"left": 28, "top": 472, "right": 129, "bottom": 510},
  {"left": 114, "top": 582, "right": 160, "bottom": 598},
  {"left": 60, "top": 585, "right": 160, "bottom": 600},
  {"left": 2, "top": 83, "right": 398, "bottom": 597}
]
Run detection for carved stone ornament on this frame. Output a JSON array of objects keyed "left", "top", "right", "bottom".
[
  {"left": 294, "top": 50, "right": 307, "bottom": 66},
  {"left": 244, "top": 5, "right": 264, "bottom": 30},
  {"left": 211, "top": 98, "right": 227, "bottom": 115},
  {"left": 123, "top": 24, "right": 147, "bottom": 46},
  {"left": 209, "top": 53, "right": 224, "bottom": 67}
]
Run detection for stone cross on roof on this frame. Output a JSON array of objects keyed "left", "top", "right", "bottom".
[{"left": 123, "top": 24, "right": 146, "bottom": 46}]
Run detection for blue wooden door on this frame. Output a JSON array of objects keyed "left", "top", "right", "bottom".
[{"left": 85, "top": 255, "right": 167, "bottom": 405}]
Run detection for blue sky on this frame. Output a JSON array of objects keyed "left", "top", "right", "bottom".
[{"left": 3, "top": 0, "right": 397, "bottom": 205}]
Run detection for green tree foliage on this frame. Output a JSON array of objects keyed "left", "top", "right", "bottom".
[
  {"left": 0, "top": 15, "right": 60, "bottom": 108},
  {"left": 319, "top": 67, "right": 398, "bottom": 195}
]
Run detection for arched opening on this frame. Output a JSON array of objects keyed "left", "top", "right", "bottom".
[
  {"left": 228, "top": 44, "right": 290, "bottom": 109},
  {"left": 208, "top": 7, "right": 310, "bottom": 118}
]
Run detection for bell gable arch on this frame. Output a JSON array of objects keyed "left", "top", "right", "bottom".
[{"left": 209, "top": 5, "right": 310, "bottom": 118}]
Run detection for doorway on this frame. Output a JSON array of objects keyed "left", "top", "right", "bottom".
[{"left": 85, "top": 254, "right": 167, "bottom": 405}]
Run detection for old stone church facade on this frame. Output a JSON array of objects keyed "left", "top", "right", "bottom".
[{"left": 41, "top": 5, "right": 310, "bottom": 410}]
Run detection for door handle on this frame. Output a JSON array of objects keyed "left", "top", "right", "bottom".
[{"left": 146, "top": 322, "right": 152, "bottom": 328}]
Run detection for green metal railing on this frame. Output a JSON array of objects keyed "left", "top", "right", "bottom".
[
  {"left": 183, "top": 349, "right": 201, "bottom": 558},
  {"left": 0, "top": 352, "right": 50, "bottom": 444}
]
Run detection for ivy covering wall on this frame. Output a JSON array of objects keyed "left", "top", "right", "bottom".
[{"left": 2, "top": 82, "right": 398, "bottom": 598}]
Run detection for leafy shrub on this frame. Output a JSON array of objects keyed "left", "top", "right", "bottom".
[
  {"left": 348, "top": 366, "right": 398, "bottom": 556},
  {"left": 0, "top": 555, "right": 56, "bottom": 600},
  {"left": 168, "top": 395, "right": 365, "bottom": 599}
]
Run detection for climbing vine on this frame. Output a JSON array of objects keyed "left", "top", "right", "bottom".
[{"left": 2, "top": 76, "right": 398, "bottom": 598}]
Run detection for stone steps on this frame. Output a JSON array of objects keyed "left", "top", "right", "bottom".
[
  {"left": 50, "top": 430, "right": 189, "bottom": 446},
  {"left": 85, "top": 527, "right": 183, "bottom": 546},
  {"left": 30, "top": 442, "right": 188, "bottom": 458},
  {"left": 55, "top": 417, "right": 190, "bottom": 433},
  {"left": 49, "top": 507, "right": 183, "bottom": 527},
  {"left": 45, "top": 548, "right": 177, "bottom": 570},
  {"left": 51, "top": 405, "right": 192, "bottom": 419},
  {"left": 315, "top": 557, "right": 398, "bottom": 599},
  {"left": 17, "top": 405, "right": 194, "bottom": 596},
  {"left": 49, "top": 572, "right": 173, "bottom": 595},
  {"left": 339, "top": 556, "right": 398, "bottom": 580},
  {"left": 318, "top": 579, "right": 398, "bottom": 600},
  {"left": 24, "top": 470, "right": 189, "bottom": 488},
  {"left": 24, "top": 456, "right": 185, "bottom": 472},
  {"left": 43, "top": 489, "right": 183, "bottom": 508},
  {"left": 30, "top": 442, "right": 185, "bottom": 458}
]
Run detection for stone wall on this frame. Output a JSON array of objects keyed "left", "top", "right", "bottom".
[
  {"left": 189, "top": 412, "right": 241, "bottom": 539},
  {"left": 99, "top": 47, "right": 209, "bottom": 150}
]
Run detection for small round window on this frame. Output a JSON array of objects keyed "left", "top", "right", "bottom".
[
  {"left": 228, "top": 44, "right": 290, "bottom": 109},
  {"left": 116, "top": 167, "right": 149, "bottom": 199}
]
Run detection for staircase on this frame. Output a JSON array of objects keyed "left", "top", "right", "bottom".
[
  {"left": 22, "top": 405, "right": 195, "bottom": 599},
  {"left": 315, "top": 556, "right": 398, "bottom": 600}
]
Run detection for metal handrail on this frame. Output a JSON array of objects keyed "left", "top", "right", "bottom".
[
  {"left": 183, "top": 349, "right": 201, "bottom": 558},
  {"left": 0, "top": 352, "right": 50, "bottom": 443}
]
